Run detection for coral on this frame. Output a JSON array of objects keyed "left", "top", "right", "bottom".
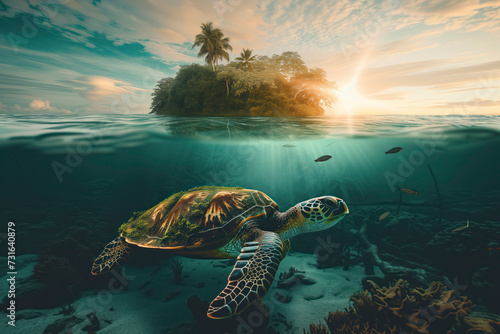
[
  {"left": 307, "top": 279, "right": 498, "bottom": 334},
  {"left": 168, "top": 258, "right": 184, "bottom": 284}
]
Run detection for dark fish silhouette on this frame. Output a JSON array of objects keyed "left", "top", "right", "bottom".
[
  {"left": 315, "top": 155, "right": 332, "bottom": 162},
  {"left": 283, "top": 144, "right": 297, "bottom": 148},
  {"left": 397, "top": 186, "right": 418, "bottom": 196},
  {"left": 385, "top": 147, "right": 403, "bottom": 155}
]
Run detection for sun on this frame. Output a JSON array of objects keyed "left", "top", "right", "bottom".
[{"left": 334, "top": 81, "right": 368, "bottom": 115}]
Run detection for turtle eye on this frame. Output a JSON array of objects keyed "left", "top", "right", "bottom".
[{"left": 322, "top": 198, "right": 338, "bottom": 208}]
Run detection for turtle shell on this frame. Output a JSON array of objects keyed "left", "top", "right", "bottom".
[{"left": 118, "top": 186, "right": 278, "bottom": 250}]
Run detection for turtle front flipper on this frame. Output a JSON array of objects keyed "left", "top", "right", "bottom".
[
  {"left": 207, "top": 231, "right": 285, "bottom": 319},
  {"left": 91, "top": 237, "right": 133, "bottom": 275}
]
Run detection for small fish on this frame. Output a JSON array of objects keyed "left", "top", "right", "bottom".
[
  {"left": 315, "top": 155, "right": 332, "bottom": 162},
  {"left": 379, "top": 211, "right": 391, "bottom": 221},
  {"left": 385, "top": 147, "right": 403, "bottom": 155},
  {"left": 283, "top": 144, "right": 297, "bottom": 148},
  {"left": 452, "top": 219, "right": 469, "bottom": 233},
  {"left": 397, "top": 186, "right": 418, "bottom": 196}
]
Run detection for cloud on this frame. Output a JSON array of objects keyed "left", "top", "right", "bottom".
[
  {"left": 368, "top": 92, "right": 407, "bottom": 100},
  {"left": 358, "top": 59, "right": 500, "bottom": 95},
  {"left": 0, "top": 0, "right": 499, "bottom": 115},
  {"left": 430, "top": 98, "right": 500, "bottom": 114},
  {"left": 83, "top": 76, "right": 150, "bottom": 102},
  {"left": 0, "top": 43, "right": 170, "bottom": 113},
  {"left": 0, "top": 99, "right": 72, "bottom": 114},
  {"left": 400, "top": 0, "right": 500, "bottom": 29},
  {"left": 29, "top": 99, "right": 51, "bottom": 110},
  {"left": 0, "top": 0, "right": 268, "bottom": 63}
]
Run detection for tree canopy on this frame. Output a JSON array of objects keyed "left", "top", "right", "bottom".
[
  {"left": 192, "top": 22, "right": 232, "bottom": 71},
  {"left": 151, "top": 51, "right": 337, "bottom": 116},
  {"left": 234, "top": 48, "right": 257, "bottom": 71}
]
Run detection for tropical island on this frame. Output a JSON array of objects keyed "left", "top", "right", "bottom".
[{"left": 151, "top": 22, "right": 337, "bottom": 116}]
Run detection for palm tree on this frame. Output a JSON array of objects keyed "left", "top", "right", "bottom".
[
  {"left": 192, "top": 22, "right": 232, "bottom": 71},
  {"left": 235, "top": 48, "right": 257, "bottom": 71}
]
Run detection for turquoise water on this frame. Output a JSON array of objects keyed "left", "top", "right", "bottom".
[{"left": 1, "top": 114, "right": 499, "bottom": 333}]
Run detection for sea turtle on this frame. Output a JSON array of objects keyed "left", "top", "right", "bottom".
[{"left": 91, "top": 186, "right": 348, "bottom": 318}]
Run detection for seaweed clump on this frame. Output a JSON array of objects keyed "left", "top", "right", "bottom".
[
  {"left": 168, "top": 258, "right": 184, "bottom": 284},
  {"left": 307, "top": 279, "right": 500, "bottom": 334}
]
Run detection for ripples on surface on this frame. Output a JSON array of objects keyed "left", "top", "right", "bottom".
[{"left": 1, "top": 114, "right": 499, "bottom": 152}]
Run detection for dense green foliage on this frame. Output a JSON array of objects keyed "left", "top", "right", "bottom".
[{"left": 151, "top": 51, "right": 337, "bottom": 116}]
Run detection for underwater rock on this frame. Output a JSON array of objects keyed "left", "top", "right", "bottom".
[
  {"left": 298, "top": 274, "right": 317, "bottom": 285},
  {"left": 55, "top": 304, "right": 74, "bottom": 316},
  {"left": 82, "top": 312, "right": 101, "bottom": 332},
  {"left": 1, "top": 278, "right": 62, "bottom": 310},
  {"left": 472, "top": 267, "right": 495, "bottom": 289},
  {"left": 142, "top": 289, "right": 153, "bottom": 298},
  {"left": 187, "top": 295, "right": 274, "bottom": 334},
  {"left": 272, "top": 289, "right": 292, "bottom": 303},
  {"left": 213, "top": 262, "right": 227, "bottom": 268},
  {"left": 314, "top": 242, "right": 347, "bottom": 269},
  {"left": 139, "top": 280, "right": 152, "bottom": 290},
  {"left": 304, "top": 291, "right": 324, "bottom": 301},
  {"left": 270, "top": 312, "right": 293, "bottom": 333},
  {"left": 164, "top": 290, "right": 181, "bottom": 302},
  {"left": 277, "top": 277, "right": 299, "bottom": 289},
  {"left": 16, "top": 310, "right": 43, "bottom": 320},
  {"left": 277, "top": 271, "right": 316, "bottom": 288},
  {"left": 43, "top": 316, "right": 83, "bottom": 334},
  {"left": 426, "top": 219, "right": 500, "bottom": 311}
]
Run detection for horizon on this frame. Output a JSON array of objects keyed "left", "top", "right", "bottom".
[{"left": 0, "top": 0, "right": 499, "bottom": 116}]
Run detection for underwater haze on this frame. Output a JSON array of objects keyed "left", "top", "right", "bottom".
[{"left": 1, "top": 114, "right": 500, "bottom": 333}]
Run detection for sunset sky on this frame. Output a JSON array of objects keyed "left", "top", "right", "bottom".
[{"left": 0, "top": 0, "right": 499, "bottom": 115}]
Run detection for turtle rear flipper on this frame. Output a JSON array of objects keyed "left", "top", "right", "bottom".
[
  {"left": 207, "top": 231, "right": 284, "bottom": 319},
  {"left": 91, "top": 237, "right": 133, "bottom": 275}
]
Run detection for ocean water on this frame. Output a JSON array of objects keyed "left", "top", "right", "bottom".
[{"left": 1, "top": 114, "right": 500, "bottom": 333}]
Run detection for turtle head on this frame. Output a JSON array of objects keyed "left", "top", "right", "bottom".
[{"left": 296, "top": 196, "right": 349, "bottom": 232}]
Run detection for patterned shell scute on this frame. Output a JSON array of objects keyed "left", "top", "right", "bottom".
[{"left": 118, "top": 186, "right": 278, "bottom": 249}]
